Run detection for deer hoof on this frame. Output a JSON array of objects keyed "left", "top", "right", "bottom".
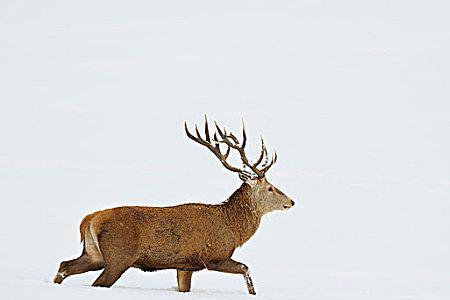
[{"left": 53, "top": 272, "right": 65, "bottom": 284}]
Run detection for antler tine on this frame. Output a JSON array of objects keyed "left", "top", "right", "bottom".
[
  {"left": 204, "top": 115, "right": 211, "bottom": 143},
  {"left": 261, "top": 151, "right": 277, "bottom": 173},
  {"left": 184, "top": 122, "right": 203, "bottom": 145},
  {"left": 252, "top": 136, "right": 266, "bottom": 168},
  {"left": 223, "top": 144, "right": 231, "bottom": 160},
  {"left": 185, "top": 122, "right": 215, "bottom": 150},
  {"left": 214, "top": 121, "right": 225, "bottom": 138},
  {"left": 227, "top": 132, "right": 240, "bottom": 145},
  {"left": 241, "top": 120, "right": 247, "bottom": 148},
  {"left": 195, "top": 125, "right": 202, "bottom": 140},
  {"left": 213, "top": 132, "right": 219, "bottom": 144},
  {"left": 185, "top": 119, "right": 242, "bottom": 174},
  {"left": 260, "top": 147, "right": 270, "bottom": 168}
]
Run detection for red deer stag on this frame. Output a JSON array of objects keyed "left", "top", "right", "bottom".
[{"left": 54, "top": 116, "right": 294, "bottom": 295}]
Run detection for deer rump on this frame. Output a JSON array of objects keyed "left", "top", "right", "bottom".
[{"left": 80, "top": 205, "right": 237, "bottom": 273}]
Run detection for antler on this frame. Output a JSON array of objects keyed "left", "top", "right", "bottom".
[{"left": 184, "top": 116, "right": 277, "bottom": 179}]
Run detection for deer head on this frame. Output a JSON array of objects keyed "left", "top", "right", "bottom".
[{"left": 185, "top": 116, "right": 295, "bottom": 215}]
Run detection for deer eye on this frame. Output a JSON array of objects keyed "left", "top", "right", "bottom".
[{"left": 268, "top": 187, "right": 273, "bottom": 192}]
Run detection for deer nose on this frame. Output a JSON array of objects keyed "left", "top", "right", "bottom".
[{"left": 290, "top": 199, "right": 295, "bottom": 206}]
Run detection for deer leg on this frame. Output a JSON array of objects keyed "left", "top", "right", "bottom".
[
  {"left": 92, "top": 263, "right": 131, "bottom": 288},
  {"left": 91, "top": 250, "right": 131, "bottom": 288},
  {"left": 54, "top": 254, "right": 103, "bottom": 284},
  {"left": 90, "top": 225, "right": 139, "bottom": 288},
  {"left": 91, "top": 243, "right": 134, "bottom": 288},
  {"left": 205, "top": 259, "right": 256, "bottom": 295},
  {"left": 177, "top": 270, "right": 193, "bottom": 292}
]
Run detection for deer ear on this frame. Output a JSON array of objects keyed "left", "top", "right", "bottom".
[
  {"left": 239, "top": 172, "right": 249, "bottom": 181},
  {"left": 244, "top": 178, "right": 257, "bottom": 187}
]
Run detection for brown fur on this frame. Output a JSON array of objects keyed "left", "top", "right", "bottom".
[
  {"left": 55, "top": 119, "right": 295, "bottom": 294},
  {"left": 54, "top": 179, "right": 293, "bottom": 294}
]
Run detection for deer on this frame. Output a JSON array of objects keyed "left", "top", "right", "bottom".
[{"left": 53, "top": 116, "right": 295, "bottom": 295}]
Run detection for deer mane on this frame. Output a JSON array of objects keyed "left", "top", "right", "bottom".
[{"left": 220, "top": 183, "right": 261, "bottom": 247}]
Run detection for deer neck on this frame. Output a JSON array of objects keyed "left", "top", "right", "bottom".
[{"left": 221, "top": 183, "right": 262, "bottom": 247}]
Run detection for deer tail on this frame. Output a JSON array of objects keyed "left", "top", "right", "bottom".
[{"left": 79, "top": 213, "right": 96, "bottom": 243}]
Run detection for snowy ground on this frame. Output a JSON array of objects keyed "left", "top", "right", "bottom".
[{"left": 1, "top": 1, "right": 450, "bottom": 299}]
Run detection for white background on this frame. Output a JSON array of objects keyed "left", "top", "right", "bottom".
[{"left": 1, "top": 1, "right": 449, "bottom": 299}]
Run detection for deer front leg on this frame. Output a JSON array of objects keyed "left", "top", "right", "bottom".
[
  {"left": 177, "top": 270, "right": 193, "bottom": 292},
  {"left": 205, "top": 258, "right": 256, "bottom": 295}
]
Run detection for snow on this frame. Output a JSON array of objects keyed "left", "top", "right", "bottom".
[{"left": 1, "top": 0, "right": 450, "bottom": 299}]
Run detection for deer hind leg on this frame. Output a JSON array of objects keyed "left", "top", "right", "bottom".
[
  {"left": 92, "top": 263, "right": 131, "bottom": 288},
  {"left": 54, "top": 254, "right": 103, "bottom": 284},
  {"left": 177, "top": 270, "right": 193, "bottom": 292},
  {"left": 205, "top": 258, "right": 256, "bottom": 295},
  {"left": 91, "top": 229, "right": 137, "bottom": 288},
  {"left": 54, "top": 225, "right": 105, "bottom": 284},
  {"left": 91, "top": 248, "right": 133, "bottom": 288},
  {"left": 91, "top": 253, "right": 135, "bottom": 288}
]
